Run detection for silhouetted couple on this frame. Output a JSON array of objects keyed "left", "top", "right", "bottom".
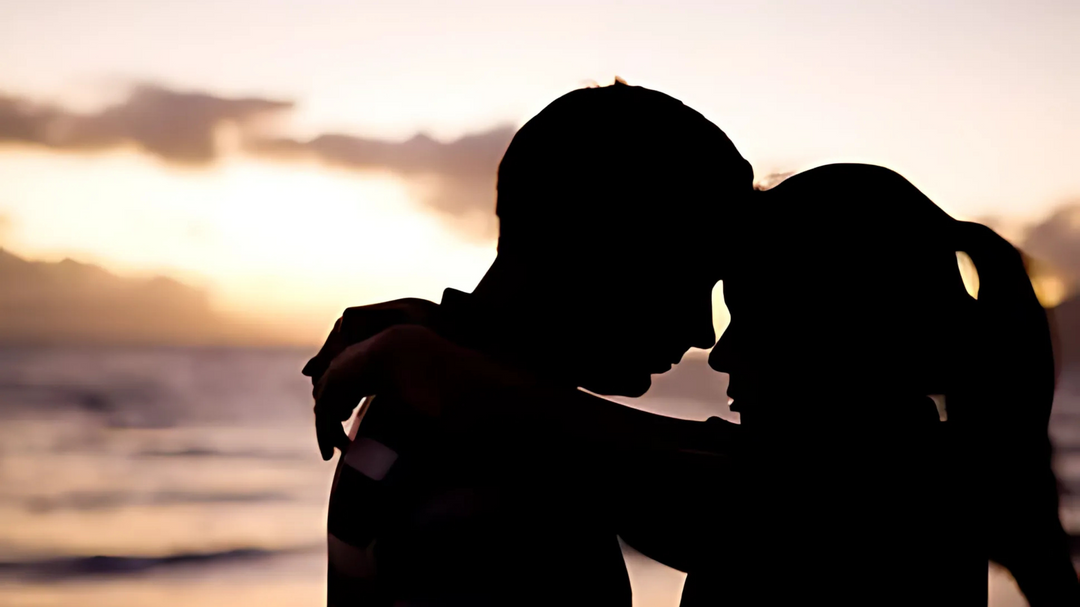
[{"left": 302, "top": 82, "right": 1079, "bottom": 606}]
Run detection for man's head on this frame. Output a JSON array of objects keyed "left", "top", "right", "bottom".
[{"left": 480, "top": 81, "right": 753, "bottom": 397}]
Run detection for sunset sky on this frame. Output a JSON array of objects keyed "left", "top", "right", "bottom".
[{"left": 2, "top": 0, "right": 1079, "bottom": 342}]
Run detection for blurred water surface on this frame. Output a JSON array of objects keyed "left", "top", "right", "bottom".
[{"left": 0, "top": 347, "right": 1076, "bottom": 606}]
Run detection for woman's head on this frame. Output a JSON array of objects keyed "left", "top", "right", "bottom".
[{"left": 709, "top": 164, "right": 991, "bottom": 413}]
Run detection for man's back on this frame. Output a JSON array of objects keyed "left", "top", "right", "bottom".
[{"left": 325, "top": 297, "right": 631, "bottom": 607}]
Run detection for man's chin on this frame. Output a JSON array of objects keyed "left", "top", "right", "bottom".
[{"left": 580, "top": 374, "right": 652, "bottom": 398}]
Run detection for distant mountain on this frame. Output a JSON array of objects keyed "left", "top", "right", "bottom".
[{"left": 0, "top": 248, "right": 290, "bottom": 346}]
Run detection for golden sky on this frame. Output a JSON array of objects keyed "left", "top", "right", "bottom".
[{"left": 1, "top": 0, "right": 1078, "bottom": 342}]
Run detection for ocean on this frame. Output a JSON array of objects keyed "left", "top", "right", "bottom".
[{"left": 0, "top": 346, "right": 1076, "bottom": 606}]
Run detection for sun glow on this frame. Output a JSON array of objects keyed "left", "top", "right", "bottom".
[{"left": 0, "top": 148, "right": 496, "bottom": 336}]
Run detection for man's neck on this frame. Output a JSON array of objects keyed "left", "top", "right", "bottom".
[{"left": 440, "top": 256, "right": 567, "bottom": 384}]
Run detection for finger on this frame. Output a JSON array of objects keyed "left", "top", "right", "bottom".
[
  {"left": 314, "top": 385, "right": 363, "bottom": 424},
  {"left": 311, "top": 339, "right": 388, "bottom": 460},
  {"left": 313, "top": 371, "right": 364, "bottom": 422},
  {"left": 306, "top": 306, "right": 399, "bottom": 385},
  {"left": 315, "top": 414, "right": 333, "bottom": 460},
  {"left": 339, "top": 307, "right": 401, "bottom": 348},
  {"left": 302, "top": 317, "right": 344, "bottom": 380},
  {"left": 305, "top": 299, "right": 437, "bottom": 386},
  {"left": 315, "top": 412, "right": 351, "bottom": 461},
  {"left": 339, "top": 298, "right": 439, "bottom": 343},
  {"left": 313, "top": 341, "right": 385, "bottom": 416}
]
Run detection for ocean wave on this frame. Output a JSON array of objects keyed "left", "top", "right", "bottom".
[
  {"left": 24, "top": 490, "right": 295, "bottom": 513},
  {"left": 0, "top": 545, "right": 320, "bottom": 580},
  {"left": 0, "top": 381, "right": 179, "bottom": 428},
  {"left": 135, "top": 447, "right": 308, "bottom": 461}
]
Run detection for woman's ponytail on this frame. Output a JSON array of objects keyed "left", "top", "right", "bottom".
[{"left": 953, "top": 221, "right": 1078, "bottom": 602}]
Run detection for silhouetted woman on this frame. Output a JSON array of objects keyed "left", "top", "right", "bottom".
[{"left": 677, "top": 163, "right": 1078, "bottom": 605}]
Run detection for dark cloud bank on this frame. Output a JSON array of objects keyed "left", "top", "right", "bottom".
[
  {"left": 252, "top": 126, "right": 514, "bottom": 237},
  {"left": 0, "top": 85, "right": 292, "bottom": 164},
  {"left": 0, "top": 248, "right": 290, "bottom": 346},
  {"left": 0, "top": 84, "right": 513, "bottom": 238}
]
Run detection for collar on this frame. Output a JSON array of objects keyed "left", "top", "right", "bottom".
[
  {"left": 438, "top": 287, "right": 508, "bottom": 357},
  {"left": 438, "top": 287, "right": 563, "bottom": 384}
]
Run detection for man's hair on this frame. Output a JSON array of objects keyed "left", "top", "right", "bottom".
[{"left": 494, "top": 81, "right": 752, "bottom": 262}]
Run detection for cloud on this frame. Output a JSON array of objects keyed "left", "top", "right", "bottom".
[
  {"left": 251, "top": 126, "right": 515, "bottom": 237},
  {"left": 0, "top": 83, "right": 513, "bottom": 237},
  {"left": 0, "top": 84, "right": 292, "bottom": 164}
]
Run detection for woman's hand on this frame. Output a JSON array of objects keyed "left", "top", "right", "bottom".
[
  {"left": 311, "top": 324, "right": 537, "bottom": 460},
  {"left": 301, "top": 297, "right": 440, "bottom": 394}
]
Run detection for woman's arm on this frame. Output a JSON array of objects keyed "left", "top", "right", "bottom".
[
  {"left": 610, "top": 438, "right": 742, "bottom": 573},
  {"left": 314, "top": 323, "right": 738, "bottom": 458},
  {"left": 309, "top": 319, "right": 743, "bottom": 574}
]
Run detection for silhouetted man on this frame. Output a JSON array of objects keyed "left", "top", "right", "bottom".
[
  {"left": 307, "top": 90, "right": 1080, "bottom": 606},
  {"left": 306, "top": 81, "right": 753, "bottom": 607}
]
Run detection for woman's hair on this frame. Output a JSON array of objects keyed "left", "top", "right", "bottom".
[
  {"left": 951, "top": 221, "right": 1055, "bottom": 428},
  {"left": 724, "top": 163, "right": 1075, "bottom": 600},
  {"left": 730, "top": 164, "right": 1054, "bottom": 422}
]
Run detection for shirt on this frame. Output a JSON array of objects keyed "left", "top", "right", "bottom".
[{"left": 325, "top": 289, "right": 632, "bottom": 607}]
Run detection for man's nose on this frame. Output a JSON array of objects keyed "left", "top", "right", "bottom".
[
  {"left": 708, "top": 324, "right": 736, "bottom": 371},
  {"left": 688, "top": 319, "right": 717, "bottom": 351}
]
